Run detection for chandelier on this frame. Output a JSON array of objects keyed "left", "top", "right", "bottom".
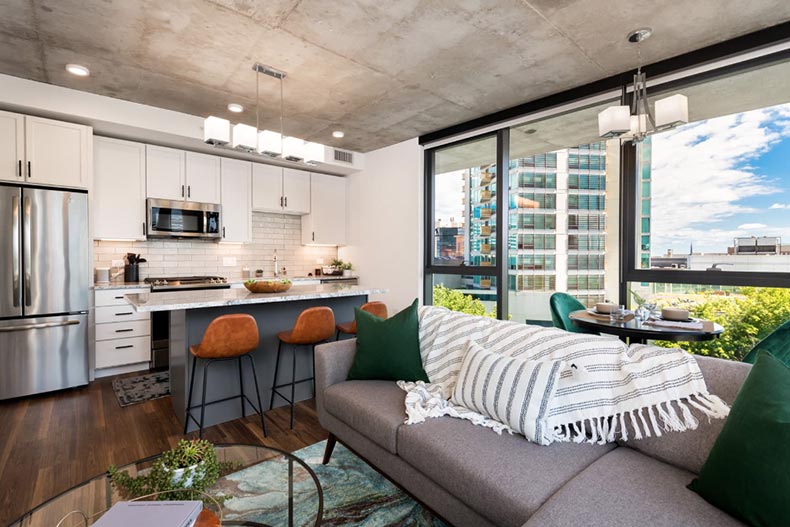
[
  {"left": 202, "top": 63, "right": 327, "bottom": 165},
  {"left": 598, "top": 28, "right": 689, "bottom": 142}
]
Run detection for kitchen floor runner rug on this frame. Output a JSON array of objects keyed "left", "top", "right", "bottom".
[
  {"left": 112, "top": 371, "right": 171, "bottom": 407},
  {"left": 217, "top": 440, "right": 447, "bottom": 526}
]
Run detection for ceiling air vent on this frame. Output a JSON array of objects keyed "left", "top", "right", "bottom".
[{"left": 333, "top": 149, "right": 353, "bottom": 164}]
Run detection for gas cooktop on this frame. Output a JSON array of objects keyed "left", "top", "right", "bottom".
[{"left": 144, "top": 276, "right": 229, "bottom": 292}]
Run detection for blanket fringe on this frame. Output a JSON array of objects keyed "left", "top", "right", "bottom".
[{"left": 551, "top": 392, "right": 729, "bottom": 444}]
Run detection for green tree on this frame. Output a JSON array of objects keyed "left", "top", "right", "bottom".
[
  {"left": 433, "top": 285, "right": 497, "bottom": 318},
  {"left": 656, "top": 287, "right": 790, "bottom": 361}
]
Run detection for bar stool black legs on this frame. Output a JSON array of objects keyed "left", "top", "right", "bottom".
[
  {"left": 185, "top": 353, "right": 268, "bottom": 438},
  {"left": 270, "top": 341, "right": 321, "bottom": 429}
]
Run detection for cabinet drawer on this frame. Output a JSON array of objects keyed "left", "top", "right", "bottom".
[
  {"left": 95, "top": 336, "right": 150, "bottom": 369},
  {"left": 95, "top": 305, "right": 149, "bottom": 324},
  {"left": 95, "top": 288, "right": 149, "bottom": 307},
  {"left": 96, "top": 319, "right": 151, "bottom": 341}
]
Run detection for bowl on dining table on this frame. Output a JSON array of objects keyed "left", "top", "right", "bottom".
[
  {"left": 595, "top": 302, "right": 618, "bottom": 314},
  {"left": 661, "top": 307, "right": 690, "bottom": 321}
]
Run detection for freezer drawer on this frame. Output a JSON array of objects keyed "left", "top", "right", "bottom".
[{"left": 0, "top": 313, "right": 88, "bottom": 400}]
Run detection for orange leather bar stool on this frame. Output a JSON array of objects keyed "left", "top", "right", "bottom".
[
  {"left": 185, "top": 314, "right": 267, "bottom": 438},
  {"left": 270, "top": 307, "right": 335, "bottom": 428},
  {"left": 335, "top": 301, "right": 389, "bottom": 340}
]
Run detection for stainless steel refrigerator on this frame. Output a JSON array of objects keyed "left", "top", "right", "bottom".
[{"left": 0, "top": 185, "right": 89, "bottom": 400}]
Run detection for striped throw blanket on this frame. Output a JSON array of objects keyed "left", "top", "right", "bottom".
[{"left": 397, "top": 306, "right": 729, "bottom": 445}]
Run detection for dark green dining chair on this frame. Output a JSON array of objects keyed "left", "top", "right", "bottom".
[
  {"left": 549, "top": 292, "right": 596, "bottom": 334},
  {"left": 741, "top": 320, "right": 790, "bottom": 365}
]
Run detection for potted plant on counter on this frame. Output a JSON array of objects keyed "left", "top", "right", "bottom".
[
  {"left": 341, "top": 261, "right": 354, "bottom": 277},
  {"left": 108, "top": 439, "right": 236, "bottom": 502}
]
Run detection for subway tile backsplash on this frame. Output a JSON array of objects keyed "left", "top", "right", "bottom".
[{"left": 94, "top": 212, "right": 338, "bottom": 280}]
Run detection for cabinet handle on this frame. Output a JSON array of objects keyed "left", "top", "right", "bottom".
[
  {"left": 312, "top": 231, "right": 315, "bottom": 241},
  {"left": 222, "top": 226, "right": 226, "bottom": 238},
  {"left": 181, "top": 185, "right": 185, "bottom": 198},
  {"left": 188, "top": 185, "right": 191, "bottom": 198},
  {"left": 115, "top": 312, "right": 133, "bottom": 316},
  {"left": 115, "top": 328, "right": 134, "bottom": 333},
  {"left": 18, "top": 160, "right": 22, "bottom": 179},
  {"left": 115, "top": 344, "right": 134, "bottom": 350},
  {"left": 114, "top": 296, "right": 124, "bottom": 300},
  {"left": 279, "top": 196, "right": 283, "bottom": 207},
  {"left": 143, "top": 222, "right": 147, "bottom": 237},
  {"left": 284, "top": 196, "right": 287, "bottom": 207},
  {"left": 27, "top": 161, "right": 31, "bottom": 179}
]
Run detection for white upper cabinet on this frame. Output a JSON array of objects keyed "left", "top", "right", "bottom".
[
  {"left": 93, "top": 137, "right": 146, "bottom": 240},
  {"left": 283, "top": 168, "right": 310, "bottom": 214},
  {"left": 220, "top": 158, "right": 252, "bottom": 243},
  {"left": 24, "top": 115, "right": 91, "bottom": 189},
  {"left": 302, "top": 173, "right": 347, "bottom": 246},
  {"left": 0, "top": 111, "right": 24, "bottom": 183},
  {"left": 185, "top": 151, "right": 221, "bottom": 203},
  {"left": 146, "top": 145, "right": 185, "bottom": 201},
  {"left": 252, "top": 163, "right": 284, "bottom": 212}
]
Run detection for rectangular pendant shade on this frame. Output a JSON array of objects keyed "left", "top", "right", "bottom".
[
  {"left": 232, "top": 123, "right": 257, "bottom": 151},
  {"left": 283, "top": 136, "right": 305, "bottom": 160},
  {"left": 598, "top": 106, "right": 631, "bottom": 138},
  {"left": 655, "top": 94, "right": 689, "bottom": 129},
  {"left": 258, "top": 130, "right": 282, "bottom": 156},
  {"left": 304, "top": 142, "right": 326, "bottom": 164},
  {"left": 203, "top": 116, "right": 230, "bottom": 145}
]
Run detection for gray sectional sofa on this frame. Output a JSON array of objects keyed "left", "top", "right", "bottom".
[{"left": 315, "top": 338, "right": 753, "bottom": 527}]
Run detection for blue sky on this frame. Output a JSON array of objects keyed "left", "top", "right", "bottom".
[{"left": 649, "top": 101, "right": 790, "bottom": 255}]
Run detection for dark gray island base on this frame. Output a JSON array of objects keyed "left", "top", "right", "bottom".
[{"left": 126, "top": 285, "right": 386, "bottom": 432}]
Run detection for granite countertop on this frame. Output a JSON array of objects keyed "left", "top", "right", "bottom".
[
  {"left": 228, "top": 275, "right": 356, "bottom": 283},
  {"left": 93, "top": 281, "right": 151, "bottom": 290},
  {"left": 125, "top": 283, "right": 386, "bottom": 312}
]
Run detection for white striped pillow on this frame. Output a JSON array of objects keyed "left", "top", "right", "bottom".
[{"left": 451, "top": 341, "right": 565, "bottom": 445}]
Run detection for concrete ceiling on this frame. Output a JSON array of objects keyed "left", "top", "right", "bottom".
[{"left": 0, "top": 0, "right": 789, "bottom": 152}]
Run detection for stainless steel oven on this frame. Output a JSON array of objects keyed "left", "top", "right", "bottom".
[{"left": 146, "top": 198, "right": 221, "bottom": 239}]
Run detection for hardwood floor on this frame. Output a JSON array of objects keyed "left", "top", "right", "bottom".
[{"left": 0, "top": 373, "right": 328, "bottom": 526}]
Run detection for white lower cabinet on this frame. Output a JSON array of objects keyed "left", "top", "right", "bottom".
[{"left": 94, "top": 288, "right": 151, "bottom": 373}]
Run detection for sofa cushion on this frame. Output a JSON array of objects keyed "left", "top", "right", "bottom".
[
  {"left": 623, "top": 355, "right": 751, "bottom": 473},
  {"left": 397, "top": 416, "right": 615, "bottom": 527},
  {"left": 323, "top": 380, "right": 406, "bottom": 454},
  {"left": 525, "top": 448, "right": 744, "bottom": 527}
]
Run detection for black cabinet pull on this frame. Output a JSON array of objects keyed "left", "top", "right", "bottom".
[
  {"left": 115, "top": 312, "right": 133, "bottom": 316},
  {"left": 187, "top": 185, "right": 191, "bottom": 198},
  {"left": 115, "top": 344, "right": 134, "bottom": 350},
  {"left": 115, "top": 328, "right": 134, "bottom": 333},
  {"left": 114, "top": 296, "right": 124, "bottom": 300},
  {"left": 181, "top": 185, "right": 185, "bottom": 198},
  {"left": 27, "top": 161, "right": 31, "bottom": 178},
  {"left": 222, "top": 226, "right": 226, "bottom": 238},
  {"left": 18, "top": 160, "right": 22, "bottom": 179},
  {"left": 284, "top": 196, "right": 287, "bottom": 207},
  {"left": 312, "top": 231, "right": 315, "bottom": 241},
  {"left": 279, "top": 196, "right": 283, "bottom": 207}
]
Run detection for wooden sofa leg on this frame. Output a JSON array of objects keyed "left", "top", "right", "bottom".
[{"left": 323, "top": 433, "right": 337, "bottom": 465}]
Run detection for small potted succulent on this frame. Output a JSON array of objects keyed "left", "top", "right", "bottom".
[
  {"left": 341, "top": 261, "right": 353, "bottom": 277},
  {"left": 108, "top": 439, "right": 236, "bottom": 503}
]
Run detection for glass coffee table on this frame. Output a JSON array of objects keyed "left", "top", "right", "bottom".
[{"left": 8, "top": 444, "right": 323, "bottom": 527}]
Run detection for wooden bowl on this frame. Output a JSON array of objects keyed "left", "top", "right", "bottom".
[
  {"left": 244, "top": 280, "right": 292, "bottom": 294},
  {"left": 661, "top": 307, "right": 690, "bottom": 321}
]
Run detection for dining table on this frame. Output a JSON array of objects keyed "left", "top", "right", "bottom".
[{"left": 569, "top": 309, "right": 724, "bottom": 345}]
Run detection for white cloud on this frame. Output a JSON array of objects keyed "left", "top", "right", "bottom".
[
  {"left": 770, "top": 203, "right": 790, "bottom": 209},
  {"left": 649, "top": 102, "right": 790, "bottom": 253},
  {"left": 737, "top": 223, "right": 767, "bottom": 229}
]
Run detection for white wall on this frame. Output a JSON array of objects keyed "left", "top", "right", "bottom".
[{"left": 339, "top": 138, "right": 423, "bottom": 312}]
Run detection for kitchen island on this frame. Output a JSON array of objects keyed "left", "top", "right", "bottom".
[{"left": 126, "top": 284, "right": 386, "bottom": 432}]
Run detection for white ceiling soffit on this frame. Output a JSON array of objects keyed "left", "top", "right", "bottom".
[{"left": 1, "top": 0, "right": 789, "bottom": 153}]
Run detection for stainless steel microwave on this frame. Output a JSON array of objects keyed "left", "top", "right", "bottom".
[{"left": 146, "top": 198, "right": 222, "bottom": 239}]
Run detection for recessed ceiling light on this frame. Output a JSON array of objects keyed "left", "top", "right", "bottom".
[
  {"left": 227, "top": 103, "right": 244, "bottom": 113},
  {"left": 65, "top": 63, "right": 90, "bottom": 77},
  {"left": 332, "top": 130, "right": 345, "bottom": 138}
]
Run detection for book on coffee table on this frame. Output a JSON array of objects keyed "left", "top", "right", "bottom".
[{"left": 93, "top": 500, "right": 202, "bottom": 527}]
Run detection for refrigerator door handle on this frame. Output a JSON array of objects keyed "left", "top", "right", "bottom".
[
  {"left": 23, "top": 195, "right": 31, "bottom": 307},
  {"left": 11, "top": 195, "right": 20, "bottom": 307},
  {"left": 0, "top": 319, "right": 80, "bottom": 333}
]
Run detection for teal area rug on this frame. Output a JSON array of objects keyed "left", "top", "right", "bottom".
[{"left": 216, "top": 440, "right": 446, "bottom": 526}]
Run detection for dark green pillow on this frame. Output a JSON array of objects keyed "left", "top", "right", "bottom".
[
  {"left": 742, "top": 320, "right": 790, "bottom": 365},
  {"left": 688, "top": 351, "right": 790, "bottom": 526},
  {"left": 347, "top": 299, "right": 429, "bottom": 382}
]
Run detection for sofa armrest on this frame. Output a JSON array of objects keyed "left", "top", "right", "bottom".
[{"left": 315, "top": 338, "right": 356, "bottom": 425}]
